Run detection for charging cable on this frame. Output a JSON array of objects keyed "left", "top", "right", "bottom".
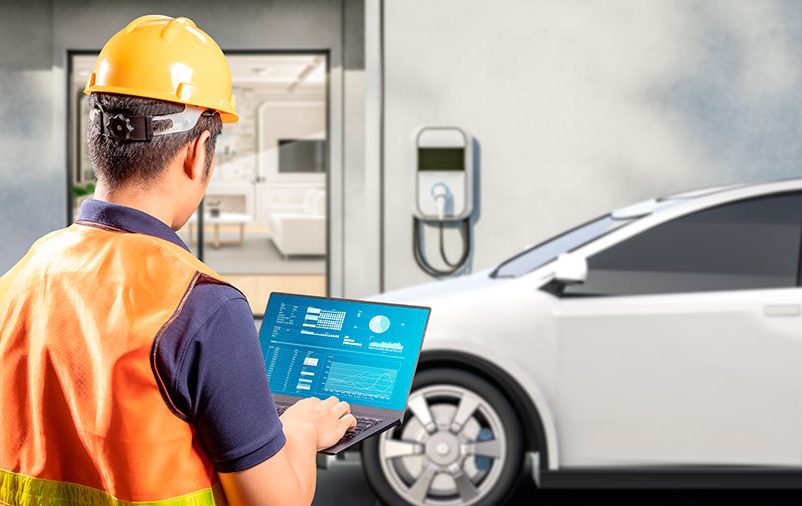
[
  {"left": 431, "top": 183, "right": 449, "bottom": 221},
  {"left": 413, "top": 183, "right": 471, "bottom": 277}
]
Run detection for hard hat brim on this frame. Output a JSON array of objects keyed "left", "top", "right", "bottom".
[{"left": 85, "top": 85, "right": 239, "bottom": 124}]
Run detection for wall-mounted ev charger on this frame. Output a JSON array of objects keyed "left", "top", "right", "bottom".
[
  {"left": 413, "top": 127, "right": 475, "bottom": 277},
  {"left": 415, "top": 127, "right": 473, "bottom": 221}
]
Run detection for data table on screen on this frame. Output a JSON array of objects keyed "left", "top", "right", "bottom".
[{"left": 259, "top": 294, "right": 429, "bottom": 410}]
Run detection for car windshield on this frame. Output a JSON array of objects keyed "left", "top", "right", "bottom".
[{"left": 491, "top": 215, "right": 631, "bottom": 278}]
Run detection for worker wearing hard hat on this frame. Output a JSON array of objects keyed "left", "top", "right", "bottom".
[{"left": 0, "top": 15, "right": 354, "bottom": 506}]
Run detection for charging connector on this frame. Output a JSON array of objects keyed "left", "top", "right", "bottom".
[
  {"left": 430, "top": 183, "right": 450, "bottom": 221},
  {"left": 413, "top": 127, "right": 474, "bottom": 278}
]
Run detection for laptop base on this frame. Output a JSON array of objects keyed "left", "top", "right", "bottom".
[{"left": 273, "top": 394, "right": 402, "bottom": 454}]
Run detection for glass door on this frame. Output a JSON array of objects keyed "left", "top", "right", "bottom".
[{"left": 68, "top": 52, "right": 329, "bottom": 316}]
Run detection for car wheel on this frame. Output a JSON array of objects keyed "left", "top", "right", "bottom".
[{"left": 362, "top": 368, "right": 525, "bottom": 506}]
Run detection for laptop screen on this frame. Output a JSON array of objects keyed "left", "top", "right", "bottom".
[{"left": 259, "top": 293, "right": 430, "bottom": 411}]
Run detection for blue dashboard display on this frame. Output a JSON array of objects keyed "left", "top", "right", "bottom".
[{"left": 259, "top": 293, "right": 430, "bottom": 410}]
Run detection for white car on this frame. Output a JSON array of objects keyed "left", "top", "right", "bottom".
[{"left": 360, "top": 178, "right": 802, "bottom": 505}]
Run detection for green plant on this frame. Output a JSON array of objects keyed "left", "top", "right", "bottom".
[{"left": 72, "top": 182, "right": 96, "bottom": 197}]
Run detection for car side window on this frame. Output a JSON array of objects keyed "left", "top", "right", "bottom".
[{"left": 563, "top": 193, "right": 802, "bottom": 297}]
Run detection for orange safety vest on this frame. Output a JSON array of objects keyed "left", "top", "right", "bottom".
[{"left": 0, "top": 221, "right": 234, "bottom": 505}]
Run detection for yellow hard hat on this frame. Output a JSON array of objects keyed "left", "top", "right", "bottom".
[{"left": 84, "top": 15, "right": 238, "bottom": 123}]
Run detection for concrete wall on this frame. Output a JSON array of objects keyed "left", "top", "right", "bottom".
[
  {"left": 0, "top": 0, "right": 368, "bottom": 297},
  {"left": 0, "top": 0, "right": 61, "bottom": 273},
  {"left": 6, "top": 0, "right": 802, "bottom": 298},
  {"left": 372, "top": 0, "right": 802, "bottom": 291}
]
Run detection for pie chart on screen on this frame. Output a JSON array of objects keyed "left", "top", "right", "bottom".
[{"left": 369, "top": 315, "right": 391, "bottom": 334}]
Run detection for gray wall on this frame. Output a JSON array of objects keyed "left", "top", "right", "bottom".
[
  {"left": 0, "top": 0, "right": 368, "bottom": 298},
  {"left": 0, "top": 0, "right": 62, "bottom": 272},
  {"left": 372, "top": 0, "right": 802, "bottom": 291},
  {"left": 7, "top": 0, "right": 802, "bottom": 297}
]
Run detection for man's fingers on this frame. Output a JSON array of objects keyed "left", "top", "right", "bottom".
[
  {"left": 333, "top": 401, "right": 350, "bottom": 417},
  {"left": 323, "top": 396, "right": 339, "bottom": 407},
  {"left": 340, "top": 413, "right": 357, "bottom": 430}
]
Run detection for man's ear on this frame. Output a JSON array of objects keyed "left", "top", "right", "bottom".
[{"left": 183, "top": 130, "right": 211, "bottom": 181}]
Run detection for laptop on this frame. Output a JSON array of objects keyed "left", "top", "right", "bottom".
[{"left": 259, "top": 292, "right": 431, "bottom": 454}]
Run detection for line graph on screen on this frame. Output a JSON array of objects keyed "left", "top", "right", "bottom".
[{"left": 323, "top": 362, "right": 398, "bottom": 400}]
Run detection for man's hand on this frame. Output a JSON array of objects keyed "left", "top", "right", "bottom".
[
  {"left": 280, "top": 396, "right": 357, "bottom": 450},
  {"left": 218, "top": 397, "right": 356, "bottom": 506}
]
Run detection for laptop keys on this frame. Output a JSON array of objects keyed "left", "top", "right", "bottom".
[
  {"left": 276, "top": 405, "right": 381, "bottom": 442},
  {"left": 343, "top": 416, "right": 382, "bottom": 439}
]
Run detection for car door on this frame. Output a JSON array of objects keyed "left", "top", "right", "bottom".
[{"left": 552, "top": 192, "right": 802, "bottom": 468}]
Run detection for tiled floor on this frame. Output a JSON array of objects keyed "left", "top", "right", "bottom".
[
  {"left": 312, "top": 458, "right": 537, "bottom": 506},
  {"left": 314, "top": 460, "right": 379, "bottom": 506},
  {"left": 313, "top": 460, "right": 802, "bottom": 506},
  {"left": 229, "top": 274, "right": 326, "bottom": 314}
]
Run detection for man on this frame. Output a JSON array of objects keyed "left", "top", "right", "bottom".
[{"left": 0, "top": 15, "right": 354, "bottom": 506}]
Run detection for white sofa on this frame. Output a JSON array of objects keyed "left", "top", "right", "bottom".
[{"left": 269, "top": 189, "right": 326, "bottom": 257}]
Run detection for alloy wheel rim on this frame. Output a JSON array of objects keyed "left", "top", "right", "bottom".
[{"left": 378, "top": 384, "right": 507, "bottom": 506}]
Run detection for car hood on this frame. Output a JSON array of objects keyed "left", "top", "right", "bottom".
[
  {"left": 371, "top": 269, "right": 555, "bottom": 355},
  {"left": 368, "top": 269, "right": 500, "bottom": 306}
]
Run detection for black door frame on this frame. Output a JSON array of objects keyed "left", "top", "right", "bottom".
[{"left": 66, "top": 49, "right": 333, "bottom": 313}]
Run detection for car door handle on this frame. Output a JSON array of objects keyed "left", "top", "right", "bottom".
[{"left": 763, "top": 304, "right": 802, "bottom": 317}]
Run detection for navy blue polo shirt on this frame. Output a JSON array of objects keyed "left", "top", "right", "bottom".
[{"left": 77, "top": 199, "right": 285, "bottom": 473}]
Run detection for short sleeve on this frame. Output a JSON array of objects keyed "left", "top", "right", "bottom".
[{"left": 155, "top": 283, "right": 286, "bottom": 472}]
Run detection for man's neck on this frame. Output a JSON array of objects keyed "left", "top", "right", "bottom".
[{"left": 93, "top": 183, "right": 177, "bottom": 230}]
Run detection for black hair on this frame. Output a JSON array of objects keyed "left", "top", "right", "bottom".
[{"left": 87, "top": 92, "right": 222, "bottom": 190}]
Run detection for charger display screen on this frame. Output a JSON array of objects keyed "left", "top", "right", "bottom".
[{"left": 418, "top": 148, "right": 465, "bottom": 171}]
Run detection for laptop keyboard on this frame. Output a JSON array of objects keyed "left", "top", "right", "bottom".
[
  {"left": 342, "top": 415, "right": 382, "bottom": 440},
  {"left": 275, "top": 404, "right": 382, "bottom": 442}
]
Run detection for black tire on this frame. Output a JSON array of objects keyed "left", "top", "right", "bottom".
[{"left": 362, "top": 368, "right": 526, "bottom": 506}]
